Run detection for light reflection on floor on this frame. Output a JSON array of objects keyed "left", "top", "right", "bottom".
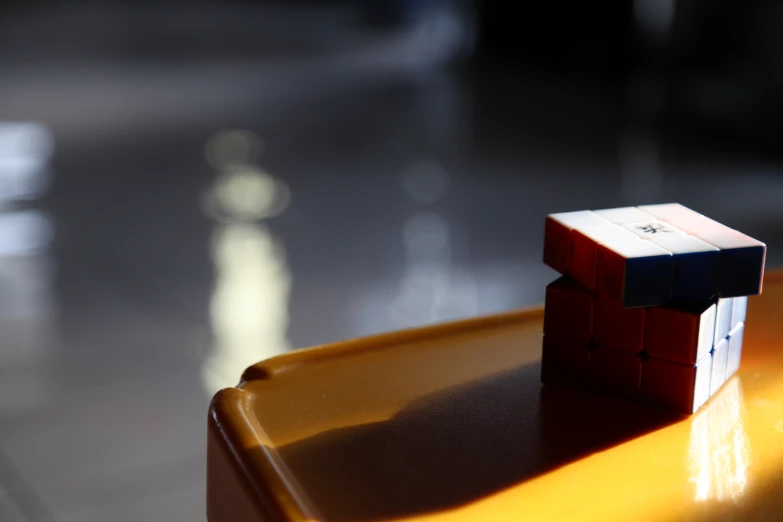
[
  {"left": 201, "top": 130, "right": 292, "bottom": 396},
  {"left": 389, "top": 211, "right": 479, "bottom": 329}
]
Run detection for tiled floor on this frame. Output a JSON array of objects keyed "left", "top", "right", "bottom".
[{"left": 0, "top": 3, "right": 782, "bottom": 521}]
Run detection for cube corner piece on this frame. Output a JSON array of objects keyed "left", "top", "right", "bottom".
[
  {"left": 642, "top": 355, "right": 713, "bottom": 415},
  {"left": 693, "top": 226, "right": 766, "bottom": 298},
  {"left": 644, "top": 301, "right": 716, "bottom": 366},
  {"left": 543, "top": 211, "right": 608, "bottom": 275}
]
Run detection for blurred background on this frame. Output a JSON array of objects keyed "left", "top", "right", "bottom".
[{"left": 0, "top": 0, "right": 782, "bottom": 520}]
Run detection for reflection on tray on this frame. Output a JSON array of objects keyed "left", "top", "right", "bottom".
[{"left": 689, "top": 377, "right": 749, "bottom": 503}]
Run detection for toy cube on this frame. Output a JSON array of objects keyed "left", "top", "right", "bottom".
[
  {"left": 543, "top": 277, "right": 593, "bottom": 343},
  {"left": 593, "top": 295, "right": 645, "bottom": 353},
  {"left": 644, "top": 301, "right": 716, "bottom": 365},
  {"left": 541, "top": 203, "right": 761, "bottom": 415},
  {"left": 641, "top": 355, "right": 713, "bottom": 414}
]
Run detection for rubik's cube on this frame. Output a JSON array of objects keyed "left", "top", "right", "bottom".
[{"left": 541, "top": 203, "right": 766, "bottom": 414}]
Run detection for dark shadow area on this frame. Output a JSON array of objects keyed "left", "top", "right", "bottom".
[{"left": 274, "top": 361, "right": 683, "bottom": 521}]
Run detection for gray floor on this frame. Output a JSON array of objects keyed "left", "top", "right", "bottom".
[{"left": 1, "top": 3, "right": 782, "bottom": 521}]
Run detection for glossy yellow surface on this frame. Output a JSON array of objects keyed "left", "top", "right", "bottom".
[{"left": 207, "top": 271, "right": 783, "bottom": 522}]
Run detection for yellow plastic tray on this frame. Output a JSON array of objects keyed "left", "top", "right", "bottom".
[{"left": 207, "top": 271, "right": 783, "bottom": 521}]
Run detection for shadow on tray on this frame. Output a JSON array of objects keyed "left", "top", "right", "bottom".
[{"left": 275, "top": 360, "right": 683, "bottom": 521}]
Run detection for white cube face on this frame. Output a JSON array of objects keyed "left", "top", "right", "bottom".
[
  {"left": 622, "top": 220, "right": 687, "bottom": 240},
  {"left": 732, "top": 297, "right": 748, "bottom": 328},
  {"left": 594, "top": 206, "right": 656, "bottom": 224},
  {"left": 714, "top": 298, "right": 734, "bottom": 345},
  {"left": 649, "top": 234, "right": 718, "bottom": 254},
  {"left": 549, "top": 210, "right": 610, "bottom": 229},
  {"left": 575, "top": 223, "right": 639, "bottom": 243},
  {"left": 697, "top": 226, "right": 765, "bottom": 250},
  {"left": 710, "top": 337, "right": 730, "bottom": 395},
  {"left": 600, "top": 238, "right": 672, "bottom": 260},
  {"left": 692, "top": 355, "right": 714, "bottom": 412},
  {"left": 638, "top": 203, "right": 706, "bottom": 223},
  {"left": 727, "top": 323, "right": 745, "bottom": 377},
  {"left": 638, "top": 203, "right": 721, "bottom": 235},
  {"left": 638, "top": 203, "right": 703, "bottom": 221}
]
